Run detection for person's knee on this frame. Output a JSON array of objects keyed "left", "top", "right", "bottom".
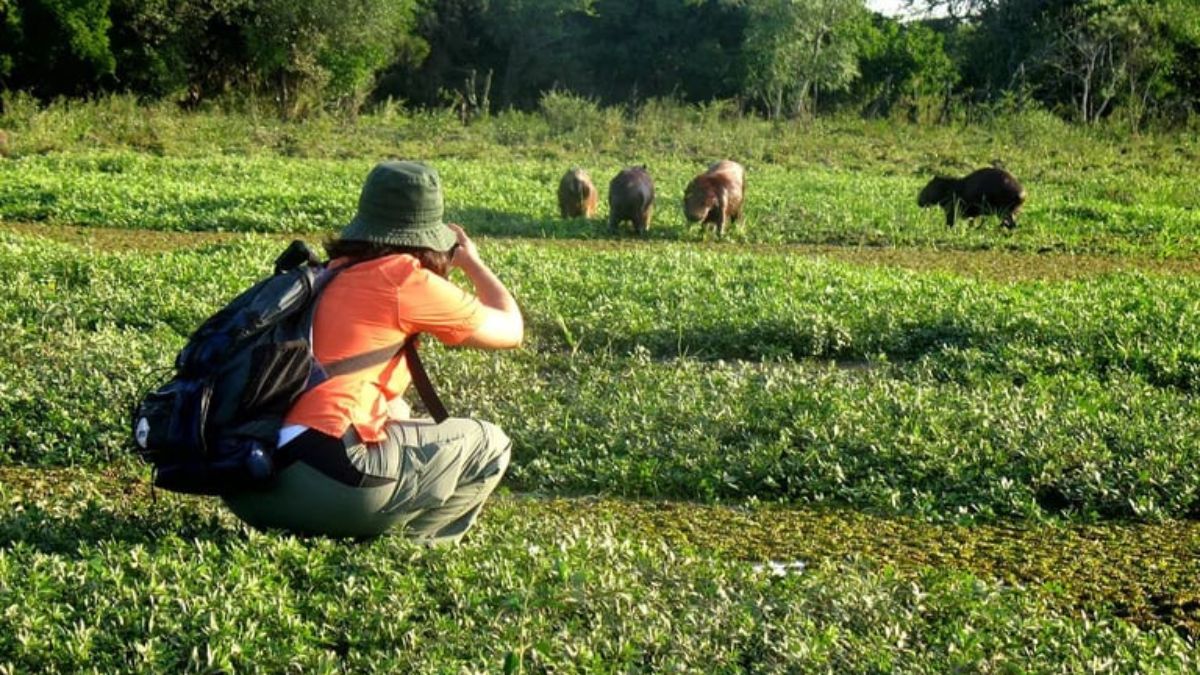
[{"left": 475, "top": 420, "right": 511, "bottom": 474}]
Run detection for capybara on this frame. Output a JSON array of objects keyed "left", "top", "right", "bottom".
[
  {"left": 608, "top": 166, "right": 655, "bottom": 235},
  {"left": 683, "top": 160, "right": 745, "bottom": 237},
  {"left": 558, "top": 167, "right": 598, "bottom": 218},
  {"left": 918, "top": 167, "right": 1026, "bottom": 229}
]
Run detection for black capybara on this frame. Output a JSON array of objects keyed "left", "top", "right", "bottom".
[
  {"left": 683, "top": 160, "right": 745, "bottom": 237},
  {"left": 918, "top": 167, "right": 1027, "bottom": 229},
  {"left": 609, "top": 166, "right": 655, "bottom": 235},
  {"left": 558, "top": 167, "right": 598, "bottom": 218}
]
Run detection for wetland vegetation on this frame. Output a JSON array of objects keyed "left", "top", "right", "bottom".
[{"left": 1, "top": 101, "right": 1197, "bottom": 670}]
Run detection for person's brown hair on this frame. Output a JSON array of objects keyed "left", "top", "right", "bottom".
[{"left": 324, "top": 238, "right": 454, "bottom": 278}]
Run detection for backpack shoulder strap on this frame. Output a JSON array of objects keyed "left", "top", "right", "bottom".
[
  {"left": 321, "top": 338, "right": 413, "bottom": 378},
  {"left": 320, "top": 337, "right": 448, "bottom": 423}
]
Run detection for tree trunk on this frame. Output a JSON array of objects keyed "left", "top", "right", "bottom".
[{"left": 500, "top": 45, "right": 525, "bottom": 109}]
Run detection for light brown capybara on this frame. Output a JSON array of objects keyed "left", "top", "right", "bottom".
[
  {"left": 557, "top": 167, "right": 598, "bottom": 218},
  {"left": 683, "top": 160, "right": 745, "bottom": 237},
  {"left": 608, "top": 166, "right": 655, "bottom": 235},
  {"left": 918, "top": 167, "right": 1026, "bottom": 229}
]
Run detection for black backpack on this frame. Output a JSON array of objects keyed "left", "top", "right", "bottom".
[{"left": 132, "top": 240, "right": 448, "bottom": 495}]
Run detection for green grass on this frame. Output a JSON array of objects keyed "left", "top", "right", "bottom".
[
  {"left": 2, "top": 151, "right": 1197, "bottom": 256},
  {"left": 2, "top": 101, "right": 1199, "bottom": 668},
  {"left": 5, "top": 234, "right": 1199, "bottom": 387},
  {"left": 3, "top": 96, "right": 1198, "bottom": 257},
  {"left": 2, "top": 467, "right": 1196, "bottom": 672},
  {"left": 3, "top": 233, "right": 1198, "bottom": 522},
  {"left": 10, "top": 221, "right": 1200, "bottom": 281}
]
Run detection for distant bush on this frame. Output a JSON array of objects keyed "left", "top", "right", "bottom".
[{"left": 538, "top": 90, "right": 622, "bottom": 147}]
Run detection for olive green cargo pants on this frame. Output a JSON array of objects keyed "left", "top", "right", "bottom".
[{"left": 222, "top": 418, "right": 511, "bottom": 544}]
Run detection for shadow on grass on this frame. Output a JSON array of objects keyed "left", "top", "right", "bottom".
[
  {"left": 0, "top": 499, "right": 241, "bottom": 557},
  {"left": 532, "top": 319, "right": 980, "bottom": 364}
]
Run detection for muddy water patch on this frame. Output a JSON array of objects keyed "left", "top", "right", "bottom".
[
  {"left": 4, "top": 461, "right": 1197, "bottom": 636},
  {"left": 514, "top": 495, "right": 1200, "bottom": 636}
]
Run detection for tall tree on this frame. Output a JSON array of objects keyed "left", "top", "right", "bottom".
[
  {"left": 241, "top": 0, "right": 426, "bottom": 116},
  {"left": 1045, "top": 0, "right": 1184, "bottom": 125},
  {"left": 852, "top": 14, "right": 958, "bottom": 120},
  {"left": 481, "top": 0, "right": 593, "bottom": 108},
  {"left": 106, "top": 0, "right": 251, "bottom": 102},
  {"left": 0, "top": 0, "right": 116, "bottom": 96},
  {"left": 902, "top": 0, "right": 1000, "bottom": 21},
  {"left": 583, "top": 0, "right": 747, "bottom": 105},
  {"left": 378, "top": 0, "right": 504, "bottom": 111},
  {"left": 744, "top": 0, "right": 865, "bottom": 118}
]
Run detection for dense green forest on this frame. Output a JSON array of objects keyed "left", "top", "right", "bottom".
[{"left": 1, "top": 0, "right": 1197, "bottom": 127}]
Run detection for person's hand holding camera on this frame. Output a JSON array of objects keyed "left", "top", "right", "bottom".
[
  {"left": 445, "top": 223, "right": 523, "bottom": 349},
  {"left": 447, "top": 223, "right": 480, "bottom": 270}
]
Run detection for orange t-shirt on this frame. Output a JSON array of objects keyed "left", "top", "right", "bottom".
[{"left": 284, "top": 255, "right": 485, "bottom": 442}]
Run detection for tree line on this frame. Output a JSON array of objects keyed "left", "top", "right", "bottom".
[{"left": 1, "top": 0, "right": 1197, "bottom": 127}]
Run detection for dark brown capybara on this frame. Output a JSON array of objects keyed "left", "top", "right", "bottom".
[
  {"left": 683, "top": 160, "right": 745, "bottom": 237},
  {"left": 608, "top": 165, "right": 655, "bottom": 235},
  {"left": 558, "top": 167, "right": 598, "bottom": 218},
  {"left": 918, "top": 167, "right": 1027, "bottom": 229}
]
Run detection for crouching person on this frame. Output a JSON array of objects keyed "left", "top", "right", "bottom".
[{"left": 223, "top": 161, "right": 524, "bottom": 544}]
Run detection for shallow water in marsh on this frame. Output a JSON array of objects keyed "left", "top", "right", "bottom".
[{"left": 514, "top": 495, "right": 1200, "bottom": 637}]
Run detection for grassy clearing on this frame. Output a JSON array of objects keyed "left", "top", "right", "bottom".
[
  {"left": 5, "top": 232, "right": 1198, "bottom": 389},
  {"left": 6, "top": 233, "right": 1200, "bottom": 379},
  {"left": 1, "top": 466, "right": 1196, "bottom": 672},
  {"left": 2, "top": 102, "right": 1197, "bottom": 667},
  {"left": 6, "top": 321, "right": 1200, "bottom": 521},
  {"left": 3, "top": 151, "right": 1197, "bottom": 256},
  {"left": 3, "top": 232, "right": 1198, "bottom": 521}
]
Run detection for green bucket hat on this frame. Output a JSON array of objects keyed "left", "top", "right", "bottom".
[{"left": 339, "top": 160, "right": 457, "bottom": 251}]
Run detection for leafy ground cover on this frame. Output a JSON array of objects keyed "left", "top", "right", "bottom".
[
  {"left": 5, "top": 233, "right": 1199, "bottom": 386},
  {"left": 2, "top": 151, "right": 1197, "bottom": 256},
  {"left": 7, "top": 465, "right": 1196, "bottom": 638},
  {"left": 1, "top": 466, "right": 1196, "bottom": 672},
  {"left": 3, "top": 232, "right": 1198, "bottom": 522},
  {"left": 2, "top": 104, "right": 1198, "bottom": 668}
]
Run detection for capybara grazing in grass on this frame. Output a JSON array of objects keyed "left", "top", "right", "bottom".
[
  {"left": 683, "top": 160, "right": 745, "bottom": 237},
  {"left": 918, "top": 167, "right": 1027, "bottom": 229},
  {"left": 558, "top": 167, "right": 598, "bottom": 218},
  {"left": 609, "top": 166, "right": 655, "bottom": 235}
]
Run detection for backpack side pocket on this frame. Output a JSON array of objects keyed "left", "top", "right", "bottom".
[{"left": 133, "top": 378, "right": 212, "bottom": 457}]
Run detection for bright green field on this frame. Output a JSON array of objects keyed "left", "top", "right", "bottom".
[
  {"left": 2, "top": 151, "right": 1198, "bottom": 256},
  {"left": 1, "top": 104, "right": 1198, "bottom": 671}
]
